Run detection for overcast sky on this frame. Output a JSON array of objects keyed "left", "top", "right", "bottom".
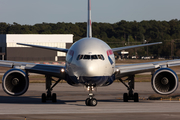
[{"left": 0, "top": 0, "right": 180, "bottom": 25}]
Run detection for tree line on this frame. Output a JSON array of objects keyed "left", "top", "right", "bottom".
[{"left": 0, "top": 19, "right": 180, "bottom": 58}]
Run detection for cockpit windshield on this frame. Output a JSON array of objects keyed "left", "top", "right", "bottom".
[
  {"left": 77, "top": 55, "right": 83, "bottom": 60},
  {"left": 77, "top": 54, "right": 104, "bottom": 60},
  {"left": 84, "top": 55, "right": 91, "bottom": 59},
  {"left": 91, "top": 55, "right": 98, "bottom": 59},
  {"left": 97, "top": 55, "right": 104, "bottom": 60}
]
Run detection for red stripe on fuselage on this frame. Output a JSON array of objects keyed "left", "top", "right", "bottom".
[{"left": 107, "top": 50, "right": 113, "bottom": 56}]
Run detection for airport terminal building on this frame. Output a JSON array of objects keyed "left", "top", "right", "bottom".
[{"left": 0, "top": 34, "right": 73, "bottom": 61}]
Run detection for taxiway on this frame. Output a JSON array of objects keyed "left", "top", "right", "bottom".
[{"left": 0, "top": 83, "right": 180, "bottom": 120}]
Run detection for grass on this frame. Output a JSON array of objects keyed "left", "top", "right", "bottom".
[
  {"left": 148, "top": 94, "right": 180, "bottom": 101},
  {"left": 135, "top": 75, "right": 151, "bottom": 82}
]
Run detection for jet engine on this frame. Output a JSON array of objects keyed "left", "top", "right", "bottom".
[
  {"left": 2, "top": 69, "right": 29, "bottom": 96},
  {"left": 151, "top": 68, "right": 178, "bottom": 95}
]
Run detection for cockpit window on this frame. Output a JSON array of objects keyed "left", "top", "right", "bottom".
[
  {"left": 84, "top": 55, "right": 91, "bottom": 59},
  {"left": 97, "top": 55, "right": 101, "bottom": 59},
  {"left": 77, "top": 55, "right": 84, "bottom": 60},
  {"left": 77, "top": 55, "right": 80, "bottom": 60},
  {"left": 98, "top": 55, "right": 104, "bottom": 60},
  {"left": 101, "top": 55, "right": 105, "bottom": 60},
  {"left": 79, "top": 55, "right": 83, "bottom": 59},
  {"left": 91, "top": 55, "right": 98, "bottom": 59},
  {"left": 77, "top": 54, "right": 105, "bottom": 60}
]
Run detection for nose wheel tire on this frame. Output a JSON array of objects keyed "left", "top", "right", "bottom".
[
  {"left": 90, "top": 98, "right": 97, "bottom": 106},
  {"left": 85, "top": 98, "right": 90, "bottom": 106},
  {"left": 85, "top": 98, "right": 97, "bottom": 106}
]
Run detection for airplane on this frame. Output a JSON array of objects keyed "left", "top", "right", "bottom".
[{"left": 0, "top": 0, "right": 180, "bottom": 106}]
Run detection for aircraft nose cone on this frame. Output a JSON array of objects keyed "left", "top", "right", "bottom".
[
  {"left": 82, "top": 63, "right": 98, "bottom": 76},
  {"left": 83, "top": 66, "right": 95, "bottom": 76}
]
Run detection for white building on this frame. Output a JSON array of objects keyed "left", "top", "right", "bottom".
[{"left": 0, "top": 34, "right": 73, "bottom": 61}]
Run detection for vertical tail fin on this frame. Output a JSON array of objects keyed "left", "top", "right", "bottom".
[{"left": 87, "top": 0, "right": 92, "bottom": 38}]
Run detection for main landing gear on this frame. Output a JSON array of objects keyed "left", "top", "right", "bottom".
[
  {"left": 85, "top": 86, "right": 97, "bottom": 106},
  {"left": 119, "top": 75, "right": 139, "bottom": 102},
  {"left": 41, "top": 75, "right": 61, "bottom": 103}
]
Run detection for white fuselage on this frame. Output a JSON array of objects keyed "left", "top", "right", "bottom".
[{"left": 65, "top": 37, "right": 115, "bottom": 87}]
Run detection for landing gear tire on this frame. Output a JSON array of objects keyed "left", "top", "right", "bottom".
[
  {"left": 134, "top": 93, "right": 139, "bottom": 102},
  {"left": 123, "top": 93, "right": 139, "bottom": 102},
  {"left": 52, "top": 93, "right": 57, "bottom": 103},
  {"left": 85, "top": 85, "right": 97, "bottom": 106},
  {"left": 86, "top": 98, "right": 97, "bottom": 106},
  {"left": 42, "top": 76, "right": 61, "bottom": 103},
  {"left": 123, "top": 93, "right": 128, "bottom": 102},
  {"left": 41, "top": 93, "right": 57, "bottom": 103},
  {"left": 42, "top": 93, "right": 46, "bottom": 103},
  {"left": 89, "top": 98, "right": 97, "bottom": 106},
  {"left": 120, "top": 76, "right": 140, "bottom": 103},
  {"left": 85, "top": 98, "right": 90, "bottom": 106}
]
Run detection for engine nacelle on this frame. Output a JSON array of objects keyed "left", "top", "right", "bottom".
[
  {"left": 151, "top": 68, "right": 178, "bottom": 95},
  {"left": 2, "top": 69, "right": 29, "bottom": 96}
]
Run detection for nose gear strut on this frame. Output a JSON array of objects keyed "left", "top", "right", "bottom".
[{"left": 85, "top": 85, "right": 97, "bottom": 106}]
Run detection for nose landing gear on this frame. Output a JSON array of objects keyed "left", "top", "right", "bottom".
[{"left": 85, "top": 86, "right": 97, "bottom": 106}]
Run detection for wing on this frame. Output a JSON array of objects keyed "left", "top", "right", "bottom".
[
  {"left": 112, "top": 42, "right": 162, "bottom": 52},
  {"left": 17, "top": 43, "right": 69, "bottom": 53},
  {"left": 115, "top": 59, "right": 180, "bottom": 79},
  {"left": 0, "top": 60, "right": 65, "bottom": 78}
]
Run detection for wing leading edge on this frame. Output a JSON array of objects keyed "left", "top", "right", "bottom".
[
  {"left": 17, "top": 43, "right": 69, "bottom": 53},
  {"left": 0, "top": 60, "right": 66, "bottom": 78},
  {"left": 112, "top": 42, "right": 162, "bottom": 52},
  {"left": 115, "top": 59, "right": 180, "bottom": 78}
]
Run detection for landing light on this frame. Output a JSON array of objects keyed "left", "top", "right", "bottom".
[
  {"left": 86, "top": 86, "right": 95, "bottom": 91},
  {"left": 61, "top": 68, "right": 65, "bottom": 73},
  {"left": 115, "top": 68, "right": 120, "bottom": 74},
  {"left": 87, "top": 86, "right": 90, "bottom": 91}
]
